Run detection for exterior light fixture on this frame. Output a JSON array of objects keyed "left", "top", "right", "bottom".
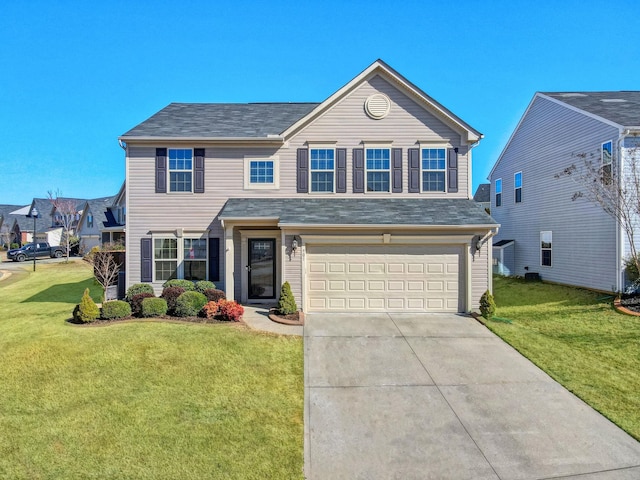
[
  {"left": 291, "top": 236, "right": 299, "bottom": 255},
  {"left": 30, "top": 207, "right": 38, "bottom": 272}
]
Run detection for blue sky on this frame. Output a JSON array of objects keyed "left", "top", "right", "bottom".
[{"left": 1, "top": 0, "right": 638, "bottom": 205}]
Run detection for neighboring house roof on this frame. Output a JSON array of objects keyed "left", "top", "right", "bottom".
[
  {"left": 78, "top": 196, "right": 116, "bottom": 232},
  {"left": 219, "top": 198, "right": 497, "bottom": 227},
  {"left": 120, "top": 60, "right": 483, "bottom": 145},
  {"left": 494, "top": 239, "right": 514, "bottom": 247},
  {"left": 121, "top": 103, "right": 319, "bottom": 139},
  {"left": 473, "top": 184, "right": 491, "bottom": 203},
  {"left": 541, "top": 91, "right": 640, "bottom": 128}
]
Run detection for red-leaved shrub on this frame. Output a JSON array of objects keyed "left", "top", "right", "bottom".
[
  {"left": 130, "top": 293, "right": 155, "bottom": 317},
  {"left": 216, "top": 299, "right": 244, "bottom": 322},
  {"left": 161, "top": 286, "right": 186, "bottom": 315},
  {"left": 201, "top": 301, "right": 219, "bottom": 320}
]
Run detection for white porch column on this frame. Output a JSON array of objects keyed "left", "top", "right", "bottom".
[{"left": 225, "top": 225, "right": 235, "bottom": 301}]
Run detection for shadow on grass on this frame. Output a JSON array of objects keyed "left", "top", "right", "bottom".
[{"left": 21, "top": 279, "right": 97, "bottom": 303}]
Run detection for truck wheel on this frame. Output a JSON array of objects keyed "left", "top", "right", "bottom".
[
  {"left": 16, "top": 255, "right": 26, "bottom": 262},
  {"left": 54, "top": 250, "right": 63, "bottom": 258}
]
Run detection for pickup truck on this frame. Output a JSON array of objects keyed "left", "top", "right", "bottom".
[{"left": 7, "top": 242, "right": 66, "bottom": 262}]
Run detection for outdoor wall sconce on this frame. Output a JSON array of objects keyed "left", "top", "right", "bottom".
[{"left": 291, "top": 236, "right": 299, "bottom": 255}]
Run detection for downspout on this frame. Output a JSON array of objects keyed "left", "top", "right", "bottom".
[{"left": 616, "top": 129, "right": 630, "bottom": 292}]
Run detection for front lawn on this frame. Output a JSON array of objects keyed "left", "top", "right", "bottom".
[
  {"left": 0, "top": 262, "right": 304, "bottom": 479},
  {"left": 489, "top": 276, "right": 640, "bottom": 441}
]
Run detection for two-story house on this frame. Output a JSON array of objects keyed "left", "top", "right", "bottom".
[
  {"left": 489, "top": 91, "right": 640, "bottom": 292},
  {"left": 120, "top": 60, "right": 497, "bottom": 313},
  {"left": 76, "top": 196, "right": 117, "bottom": 253}
]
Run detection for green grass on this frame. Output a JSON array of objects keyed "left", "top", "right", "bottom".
[
  {"left": 489, "top": 276, "right": 640, "bottom": 441},
  {"left": 0, "top": 262, "right": 304, "bottom": 479}
]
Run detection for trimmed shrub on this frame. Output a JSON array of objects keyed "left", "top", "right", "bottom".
[
  {"left": 217, "top": 299, "right": 244, "bottom": 322},
  {"left": 101, "top": 300, "right": 132, "bottom": 320},
  {"left": 126, "top": 283, "right": 154, "bottom": 302},
  {"left": 163, "top": 279, "right": 195, "bottom": 291},
  {"left": 161, "top": 286, "right": 186, "bottom": 315},
  {"left": 194, "top": 280, "right": 216, "bottom": 293},
  {"left": 131, "top": 293, "right": 155, "bottom": 317},
  {"left": 201, "top": 301, "right": 219, "bottom": 320},
  {"left": 479, "top": 290, "right": 496, "bottom": 319},
  {"left": 203, "top": 288, "right": 226, "bottom": 303},
  {"left": 174, "top": 291, "right": 208, "bottom": 317},
  {"left": 276, "top": 281, "right": 297, "bottom": 315},
  {"left": 74, "top": 288, "right": 99, "bottom": 323},
  {"left": 141, "top": 297, "right": 168, "bottom": 317}
]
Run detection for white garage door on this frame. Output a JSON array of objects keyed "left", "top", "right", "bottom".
[{"left": 306, "top": 244, "right": 463, "bottom": 312}]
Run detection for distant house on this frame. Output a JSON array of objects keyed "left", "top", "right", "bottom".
[
  {"left": 100, "top": 182, "right": 126, "bottom": 246},
  {"left": 0, "top": 204, "right": 25, "bottom": 246},
  {"left": 120, "top": 60, "right": 497, "bottom": 313},
  {"left": 473, "top": 183, "right": 490, "bottom": 212},
  {"left": 76, "top": 196, "right": 117, "bottom": 253},
  {"left": 489, "top": 91, "right": 640, "bottom": 292}
]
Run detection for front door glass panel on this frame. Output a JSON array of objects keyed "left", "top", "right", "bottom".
[{"left": 249, "top": 239, "right": 276, "bottom": 299}]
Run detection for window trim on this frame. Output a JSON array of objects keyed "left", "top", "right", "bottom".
[
  {"left": 152, "top": 234, "right": 209, "bottom": 282},
  {"left": 153, "top": 237, "right": 178, "bottom": 282},
  {"left": 514, "top": 171, "right": 522, "bottom": 204},
  {"left": 364, "top": 144, "right": 392, "bottom": 193},
  {"left": 244, "top": 155, "right": 279, "bottom": 190},
  {"left": 495, "top": 178, "right": 502, "bottom": 207},
  {"left": 419, "top": 145, "right": 447, "bottom": 193},
  {"left": 540, "top": 231, "right": 552, "bottom": 267},
  {"left": 168, "top": 148, "right": 194, "bottom": 193},
  {"left": 309, "top": 146, "right": 336, "bottom": 194}
]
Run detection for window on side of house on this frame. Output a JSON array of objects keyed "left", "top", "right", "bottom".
[
  {"left": 154, "top": 238, "right": 178, "bottom": 281},
  {"left": 541, "top": 231, "right": 552, "bottom": 267},
  {"left": 87, "top": 213, "right": 93, "bottom": 228},
  {"left": 183, "top": 238, "right": 207, "bottom": 281},
  {"left": 244, "top": 156, "right": 279, "bottom": 189},
  {"left": 421, "top": 148, "right": 446, "bottom": 192},
  {"left": 602, "top": 141, "right": 613, "bottom": 185},
  {"left": 495, "top": 178, "right": 502, "bottom": 207},
  {"left": 514, "top": 172, "right": 522, "bottom": 203},
  {"left": 365, "top": 148, "right": 390, "bottom": 192},
  {"left": 169, "top": 149, "right": 193, "bottom": 192},
  {"left": 310, "top": 148, "right": 335, "bottom": 193}
]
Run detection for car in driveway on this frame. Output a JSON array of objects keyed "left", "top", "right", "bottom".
[{"left": 7, "top": 242, "right": 66, "bottom": 262}]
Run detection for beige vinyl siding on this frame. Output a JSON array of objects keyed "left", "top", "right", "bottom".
[
  {"left": 490, "top": 95, "right": 620, "bottom": 292},
  {"left": 470, "top": 243, "right": 489, "bottom": 310}
]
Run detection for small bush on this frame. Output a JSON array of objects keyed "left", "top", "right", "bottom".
[
  {"left": 126, "top": 283, "right": 154, "bottom": 302},
  {"left": 217, "top": 299, "right": 244, "bottom": 322},
  {"left": 201, "top": 301, "right": 219, "bottom": 320},
  {"left": 624, "top": 256, "right": 640, "bottom": 283},
  {"left": 10, "top": 243, "right": 19, "bottom": 249},
  {"left": 101, "top": 300, "right": 132, "bottom": 319},
  {"left": 163, "top": 279, "right": 195, "bottom": 291},
  {"left": 276, "top": 281, "right": 297, "bottom": 315},
  {"left": 131, "top": 293, "right": 155, "bottom": 317},
  {"left": 141, "top": 297, "right": 168, "bottom": 317},
  {"left": 174, "top": 291, "right": 208, "bottom": 317},
  {"left": 203, "top": 288, "right": 226, "bottom": 303},
  {"left": 194, "top": 280, "right": 216, "bottom": 293},
  {"left": 161, "top": 286, "right": 186, "bottom": 315},
  {"left": 479, "top": 290, "right": 496, "bottom": 319},
  {"left": 74, "top": 288, "right": 99, "bottom": 323}
]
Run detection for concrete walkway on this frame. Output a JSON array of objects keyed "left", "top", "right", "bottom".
[
  {"left": 241, "top": 304, "right": 303, "bottom": 336},
  {"left": 304, "top": 313, "right": 640, "bottom": 480}
]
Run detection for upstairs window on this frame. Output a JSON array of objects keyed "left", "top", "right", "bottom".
[
  {"left": 541, "top": 231, "right": 552, "bottom": 267},
  {"left": 169, "top": 149, "right": 193, "bottom": 192},
  {"left": 421, "top": 148, "right": 446, "bottom": 192},
  {"left": 244, "top": 156, "right": 279, "bottom": 189},
  {"left": 88, "top": 213, "right": 94, "bottom": 228},
  {"left": 514, "top": 172, "right": 522, "bottom": 203},
  {"left": 366, "top": 148, "right": 390, "bottom": 192},
  {"left": 495, "top": 178, "right": 502, "bottom": 207},
  {"left": 310, "top": 148, "right": 335, "bottom": 193},
  {"left": 602, "top": 141, "right": 612, "bottom": 185}
]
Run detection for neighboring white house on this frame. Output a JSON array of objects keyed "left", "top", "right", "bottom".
[
  {"left": 120, "top": 60, "right": 497, "bottom": 313},
  {"left": 489, "top": 91, "right": 640, "bottom": 292}
]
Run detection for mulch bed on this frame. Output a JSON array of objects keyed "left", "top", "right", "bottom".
[
  {"left": 268, "top": 309, "right": 304, "bottom": 325},
  {"left": 616, "top": 294, "right": 640, "bottom": 315},
  {"left": 67, "top": 315, "right": 244, "bottom": 327}
]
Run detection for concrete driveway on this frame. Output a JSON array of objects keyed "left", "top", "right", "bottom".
[{"left": 304, "top": 313, "right": 640, "bottom": 480}]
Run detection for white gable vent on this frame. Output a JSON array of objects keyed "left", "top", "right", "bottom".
[{"left": 365, "top": 93, "right": 391, "bottom": 119}]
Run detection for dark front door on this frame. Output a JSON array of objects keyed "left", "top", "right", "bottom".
[{"left": 248, "top": 238, "right": 276, "bottom": 299}]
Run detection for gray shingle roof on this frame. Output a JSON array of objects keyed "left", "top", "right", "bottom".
[
  {"left": 542, "top": 91, "right": 640, "bottom": 127},
  {"left": 473, "top": 184, "right": 491, "bottom": 203},
  {"left": 121, "top": 102, "right": 320, "bottom": 138},
  {"left": 84, "top": 196, "right": 116, "bottom": 228},
  {"left": 219, "top": 198, "right": 497, "bottom": 226}
]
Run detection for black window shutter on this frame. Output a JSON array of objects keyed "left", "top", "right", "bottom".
[
  {"left": 352, "top": 148, "right": 364, "bottom": 193},
  {"left": 336, "top": 148, "right": 347, "bottom": 193},
  {"left": 448, "top": 148, "right": 458, "bottom": 193},
  {"left": 141, "top": 238, "right": 153, "bottom": 282},
  {"left": 156, "top": 148, "right": 167, "bottom": 193},
  {"left": 297, "top": 148, "right": 309, "bottom": 193},
  {"left": 194, "top": 148, "right": 205, "bottom": 193},
  {"left": 208, "top": 237, "right": 220, "bottom": 282},
  {"left": 392, "top": 148, "right": 403, "bottom": 193},
  {"left": 408, "top": 148, "right": 420, "bottom": 193}
]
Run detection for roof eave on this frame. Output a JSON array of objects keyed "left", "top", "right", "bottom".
[
  {"left": 119, "top": 135, "right": 285, "bottom": 145},
  {"left": 277, "top": 222, "right": 499, "bottom": 230}
]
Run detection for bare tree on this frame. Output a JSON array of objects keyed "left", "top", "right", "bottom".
[
  {"left": 48, "top": 190, "right": 79, "bottom": 262},
  {"left": 557, "top": 145, "right": 640, "bottom": 281},
  {"left": 0, "top": 224, "right": 11, "bottom": 249},
  {"left": 84, "top": 248, "right": 123, "bottom": 302}
]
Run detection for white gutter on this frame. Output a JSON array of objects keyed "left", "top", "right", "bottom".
[{"left": 277, "top": 222, "right": 500, "bottom": 230}]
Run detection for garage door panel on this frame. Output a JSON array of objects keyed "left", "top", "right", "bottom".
[{"left": 306, "top": 244, "right": 462, "bottom": 313}]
